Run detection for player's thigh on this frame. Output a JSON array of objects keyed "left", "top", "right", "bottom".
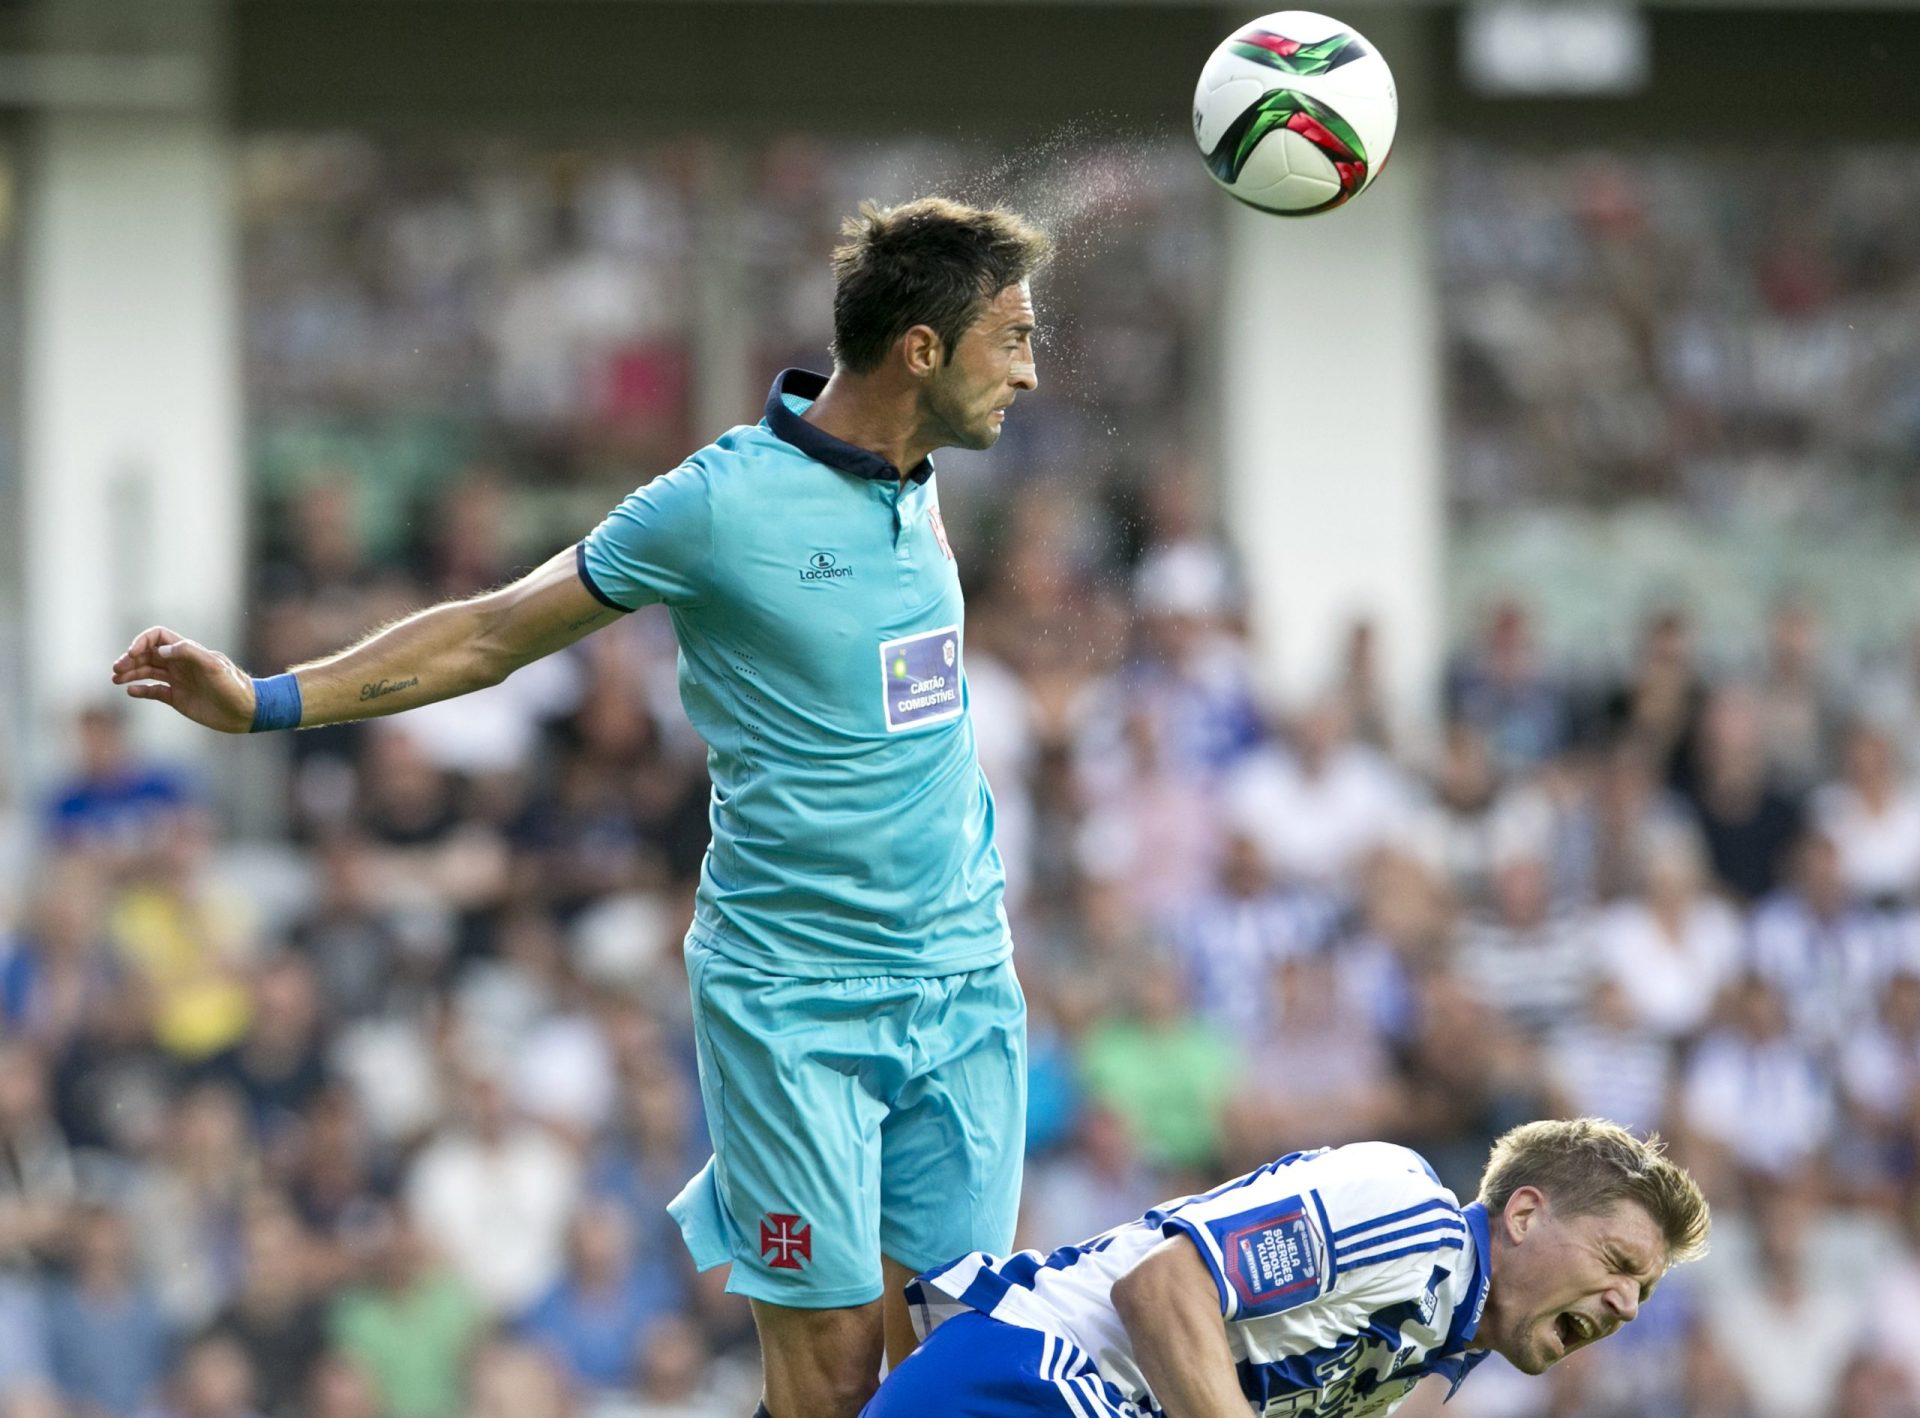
[
  {"left": 864, "top": 1312, "right": 1144, "bottom": 1417},
  {"left": 684, "top": 941, "right": 899, "bottom": 1307},
  {"left": 879, "top": 959, "right": 1028, "bottom": 1270}
]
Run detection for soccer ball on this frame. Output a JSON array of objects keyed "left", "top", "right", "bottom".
[{"left": 1192, "top": 11, "right": 1398, "bottom": 216}]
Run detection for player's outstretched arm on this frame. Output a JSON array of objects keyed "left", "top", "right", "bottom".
[
  {"left": 110, "top": 547, "right": 623, "bottom": 734},
  {"left": 1112, "top": 1237, "right": 1250, "bottom": 1418}
]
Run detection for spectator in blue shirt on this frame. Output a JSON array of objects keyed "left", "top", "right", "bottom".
[
  {"left": 518, "top": 1198, "right": 680, "bottom": 1394},
  {"left": 47, "top": 1205, "right": 173, "bottom": 1416},
  {"left": 43, "top": 705, "right": 193, "bottom": 862}
]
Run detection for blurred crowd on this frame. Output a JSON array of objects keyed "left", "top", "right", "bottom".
[
  {"left": 240, "top": 134, "right": 1214, "bottom": 544},
  {"left": 1, "top": 136, "right": 1914, "bottom": 1418},
  {"left": 1442, "top": 148, "right": 1920, "bottom": 526},
  {"left": 7, "top": 471, "right": 1920, "bottom": 1418}
]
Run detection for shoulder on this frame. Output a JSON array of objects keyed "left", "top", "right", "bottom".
[
  {"left": 1177, "top": 1145, "right": 1469, "bottom": 1325},
  {"left": 1310, "top": 1142, "right": 1458, "bottom": 1229},
  {"left": 1198, "top": 1143, "right": 1463, "bottom": 1271},
  {"left": 637, "top": 423, "right": 821, "bottom": 526},
  {"left": 613, "top": 426, "right": 767, "bottom": 504},
  {"left": 693, "top": 422, "right": 800, "bottom": 480},
  {"left": 1308, "top": 1147, "right": 1484, "bottom": 1323}
]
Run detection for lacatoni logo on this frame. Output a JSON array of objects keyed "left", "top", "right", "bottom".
[{"left": 801, "top": 551, "right": 853, "bottom": 581}]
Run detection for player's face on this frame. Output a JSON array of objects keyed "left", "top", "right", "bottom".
[
  {"left": 1482, "top": 1194, "right": 1666, "bottom": 1375},
  {"left": 923, "top": 281, "right": 1038, "bottom": 451}
]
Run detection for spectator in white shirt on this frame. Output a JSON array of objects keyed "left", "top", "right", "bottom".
[
  {"left": 1812, "top": 721, "right": 1920, "bottom": 909},
  {"left": 1073, "top": 706, "right": 1224, "bottom": 927},
  {"left": 1702, "top": 1186, "right": 1864, "bottom": 1418},
  {"left": 1596, "top": 830, "right": 1742, "bottom": 1040},
  {"left": 406, "top": 1069, "right": 580, "bottom": 1315},
  {"left": 1863, "top": 1204, "right": 1920, "bottom": 1405},
  {"left": 1224, "top": 696, "right": 1413, "bottom": 893}
]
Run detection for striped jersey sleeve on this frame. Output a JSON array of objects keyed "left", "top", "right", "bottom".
[{"left": 1159, "top": 1142, "right": 1469, "bottom": 1324}]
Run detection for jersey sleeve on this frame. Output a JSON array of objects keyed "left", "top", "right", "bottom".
[
  {"left": 1159, "top": 1162, "right": 1340, "bottom": 1321},
  {"left": 1161, "top": 1145, "right": 1465, "bottom": 1325},
  {"left": 577, "top": 464, "right": 714, "bottom": 612}
]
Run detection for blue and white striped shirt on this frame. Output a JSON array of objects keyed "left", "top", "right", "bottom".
[
  {"left": 1177, "top": 887, "right": 1344, "bottom": 1041},
  {"left": 1746, "top": 893, "right": 1920, "bottom": 1052},
  {"left": 909, "top": 1142, "right": 1492, "bottom": 1416}
]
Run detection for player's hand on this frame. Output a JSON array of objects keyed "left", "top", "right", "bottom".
[{"left": 110, "top": 627, "right": 258, "bottom": 735}]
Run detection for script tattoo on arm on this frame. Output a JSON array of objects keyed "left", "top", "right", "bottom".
[{"left": 359, "top": 676, "right": 421, "bottom": 703}]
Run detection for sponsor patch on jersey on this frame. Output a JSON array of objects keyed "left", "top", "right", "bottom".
[
  {"left": 1213, "top": 1196, "right": 1327, "bottom": 1315},
  {"left": 879, "top": 625, "right": 964, "bottom": 733}
]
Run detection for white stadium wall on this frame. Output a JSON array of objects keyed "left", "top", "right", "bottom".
[
  {"left": 19, "top": 1, "right": 244, "bottom": 771},
  {"left": 1218, "top": 10, "right": 1443, "bottom": 728}
]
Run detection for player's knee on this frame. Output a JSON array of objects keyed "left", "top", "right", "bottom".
[
  {"left": 774, "top": 1354, "right": 880, "bottom": 1414},
  {"left": 763, "top": 1364, "right": 877, "bottom": 1418},
  {"left": 758, "top": 1306, "right": 884, "bottom": 1418}
]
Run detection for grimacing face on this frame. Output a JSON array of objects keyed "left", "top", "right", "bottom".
[
  {"left": 1478, "top": 1191, "right": 1667, "bottom": 1375},
  {"left": 921, "top": 280, "right": 1038, "bottom": 451}
]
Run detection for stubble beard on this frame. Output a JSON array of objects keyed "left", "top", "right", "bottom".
[{"left": 924, "top": 376, "right": 998, "bottom": 452}]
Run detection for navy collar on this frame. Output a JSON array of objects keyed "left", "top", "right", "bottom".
[
  {"left": 1424, "top": 1200, "right": 1496, "bottom": 1400},
  {"left": 763, "top": 368, "right": 933, "bottom": 486},
  {"left": 1450, "top": 1201, "right": 1494, "bottom": 1351}
]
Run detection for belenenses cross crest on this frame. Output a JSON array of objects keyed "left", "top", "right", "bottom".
[{"left": 760, "top": 1212, "right": 812, "bottom": 1270}]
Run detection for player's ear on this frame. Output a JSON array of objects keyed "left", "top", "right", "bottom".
[
  {"left": 1503, "top": 1186, "right": 1548, "bottom": 1242},
  {"left": 900, "top": 324, "right": 944, "bottom": 379}
]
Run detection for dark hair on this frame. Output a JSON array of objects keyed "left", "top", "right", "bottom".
[
  {"left": 830, "top": 197, "right": 1052, "bottom": 374},
  {"left": 1479, "top": 1118, "right": 1711, "bottom": 1265}
]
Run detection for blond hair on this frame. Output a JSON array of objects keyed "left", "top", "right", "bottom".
[{"left": 1478, "top": 1118, "right": 1710, "bottom": 1265}]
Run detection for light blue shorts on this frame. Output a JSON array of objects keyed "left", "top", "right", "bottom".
[{"left": 668, "top": 938, "right": 1027, "bottom": 1308}]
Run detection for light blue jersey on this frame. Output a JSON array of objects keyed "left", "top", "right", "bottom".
[{"left": 578, "top": 369, "right": 1010, "bottom": 980}]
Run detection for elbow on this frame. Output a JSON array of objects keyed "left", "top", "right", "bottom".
[
  {"left": 1112, "top": 1238, "right": 1215, "bottom": 1339},
  {"left": 1110, "top": 1260, "right": 1154, "bottom": 1330},
  {"left": 469, "top": 603, "right": 523, "bottom": 686},
  {"left": 469, "top": 642, "right": 516, "bottom": 690},
  {"left": 474, "top": 645, "right": 517, "bottom": 689}
]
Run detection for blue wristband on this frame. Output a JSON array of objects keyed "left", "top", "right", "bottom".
[{"left": 249, "top": 673, "right": 303, "bottom": 733}]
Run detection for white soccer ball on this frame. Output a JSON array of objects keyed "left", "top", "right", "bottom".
[{"left": 1192, "top": 11, "right": 1398, "bottom": 216}]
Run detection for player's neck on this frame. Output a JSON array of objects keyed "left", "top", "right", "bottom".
[{"left": 803, "top": 370, "right": 934, "bottom": 482}]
